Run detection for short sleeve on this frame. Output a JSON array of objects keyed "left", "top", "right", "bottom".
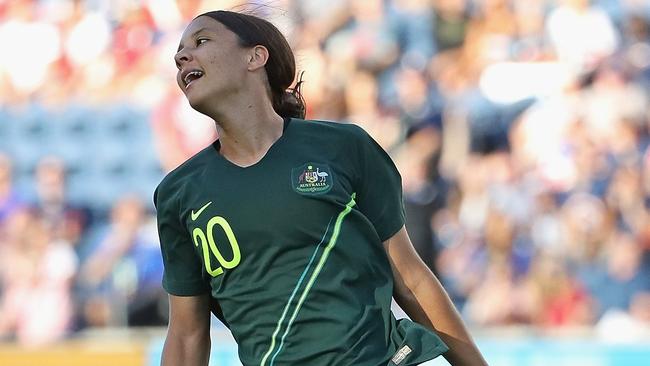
[
  {"left": 154, "top": 185, "right": 211, "bottom": 296},
  {"left": 351, "top": 126, "right": 406, "bottom": 241}
]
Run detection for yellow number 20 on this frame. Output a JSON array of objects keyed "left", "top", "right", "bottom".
[{"left": 192, "top": 216, "right": 241, "bottom": 277}]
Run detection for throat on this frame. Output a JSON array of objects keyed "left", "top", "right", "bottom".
[
  {"left": 215, "top": 140, "right": 274, "bottom": 168},
  {"left": 214, "top": 117, "right": 290, "bottom": 168}
]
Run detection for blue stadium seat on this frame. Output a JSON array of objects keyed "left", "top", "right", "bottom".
[
  {"left": 0, "top": 108, "right": 17, "bottom": 154},
  {"left": 101, "top": 105, "right": 151, "bottom": 142},
  {"left": 0, "top": 108, "right": 9, "bottom": 141},
  {"left": 56, "top": 105, "right": 98, "bottom": 142},
  {"left": 14, "top": 104, "right": 52, "bottom": 140},
  {"left": 2, "top": 104, "right": 161, "bottom": 211}
]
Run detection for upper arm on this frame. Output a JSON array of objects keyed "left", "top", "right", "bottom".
[
  {"left": 167, "top": 293, "right": 212, "bottom": 338},
  {"left": 383, "top": 226, "right": 433, "bottom": 295},
  {"left": 385, "top": 229, "right": 489, "bottom": 366},
  {"left": 155, "top": 183, "right": 211, "bottom": 296},
  {"left": 163, "top": 294, "right": 212, "bottom": 366}
]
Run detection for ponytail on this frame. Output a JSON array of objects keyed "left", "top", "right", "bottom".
[{"left": 272, "top": 71, "right": 306, "bottom": 119}]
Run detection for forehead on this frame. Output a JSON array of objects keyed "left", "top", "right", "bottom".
[{"left": 178, "top": 16, "right": 234, "bottom": 46}]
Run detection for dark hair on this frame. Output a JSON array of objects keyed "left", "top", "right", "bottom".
[{"left": 197, "top": 10, "right": 306, "bottom": 119}]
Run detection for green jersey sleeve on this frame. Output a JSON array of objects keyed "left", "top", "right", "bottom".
[
  {"left": 154, "top": 184, "right": 210, "bottom": 296},
  {"left": 350, "top": 125, "right": 406, "bottom": 242}
]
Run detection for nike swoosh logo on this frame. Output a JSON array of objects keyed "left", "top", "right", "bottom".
[{"left": 191, "top": 201, "right": 212, "bottom": 221}]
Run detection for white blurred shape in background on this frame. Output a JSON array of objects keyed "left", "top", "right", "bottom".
[
  {"left": 0, "top": 20, "right": 60, "bottom": 93},
  {"left": 65, "top": 12, "right": 111, "bottom": 66},
  {"left": 479, "top": 62, "right": 572, "bottom": 104}
]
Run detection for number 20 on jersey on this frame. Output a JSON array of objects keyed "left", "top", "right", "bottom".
[{"left": 192, "top": 216, "right": 241, "bottom": 277}]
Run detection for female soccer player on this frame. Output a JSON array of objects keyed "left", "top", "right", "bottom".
[{"left": 154, "top": 10, "right": 487, "bottom": 366}]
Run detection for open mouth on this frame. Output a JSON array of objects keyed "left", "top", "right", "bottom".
[{"left": 184, "top": 70, "right": 204, "bottom": 88}]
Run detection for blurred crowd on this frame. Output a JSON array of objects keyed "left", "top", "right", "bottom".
[{"left": 1, "top": 0, "right": 650, "bottom": 346}]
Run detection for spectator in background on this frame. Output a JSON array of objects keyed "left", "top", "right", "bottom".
[
  {"left": 526, "top": 252, "right": 594, "bottom": 328},
  {"left": 431, "top": 0, "right": 470, "bottom": 53},
  {"left": 393, "top": 66, "right": 442, "bottom": 129},
  {"left": 387, "top": 0, "right": 436, "bottom": 70},
  {"left": 394, "top": 124, "right": 446, "bottom": 274},
  {"left": 0, "top": 154, "right": 23, "bottom": 224},
  {"left": 547, "top": 0, "right": 619, "bottom": 73},
  {"left": 76, "top": 195, "right": 163, "bottom": 328},
  {"left": 511, "top": 0, "right": 549, "bottom": 62},
  {"left": 343, "top": 70, "right": 400, "bottom": 149},
  {"left": 0, "top": 210, "right": 77, "bottom": 345},
  {"left": 31, "top": 156, "right": 89, "bottom": 249},
  {"left": 325, "top": 0, "right": 400, "bottom": 74},
  {"left": 463, "top": 257, "right": 524, "bottom": 325},
  {"left": 578, "top": 231, "right": 650, "bottom": 319}
]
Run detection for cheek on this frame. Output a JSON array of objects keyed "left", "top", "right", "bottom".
[
  {"left": 209, "top": 51, "right": 246, "bottom": 75},
  {"left": 208, "top": 53, "right": 224, "bottom": 69}
]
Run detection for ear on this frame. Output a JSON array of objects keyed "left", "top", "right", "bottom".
[{"left": 247, "top": 45, "right": 269, "bottom": 71}]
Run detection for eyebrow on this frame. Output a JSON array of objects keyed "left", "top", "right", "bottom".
[{"left": 176, "top": 27, "right": 208, "bottom": 52}]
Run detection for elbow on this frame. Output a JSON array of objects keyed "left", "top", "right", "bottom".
[
  {"left": 401, "top": 267, "right": 430, "bottom": 296},
  {"left": 393, "top": 270, "right": 425, "bottom": 305},
  {"left": 162, "top": 326, "right": 211, "bottom": 365},
  {"left": 166, "top": 325, "right": 211, "bottom": 349}
]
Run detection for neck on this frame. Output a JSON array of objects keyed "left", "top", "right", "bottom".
[{"left": 201, "top": 90, "right": 285, "bottom": 167}]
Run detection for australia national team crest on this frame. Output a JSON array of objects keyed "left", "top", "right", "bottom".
[{"left": 291, "top": 163, "right": 333, "bottom": 195}]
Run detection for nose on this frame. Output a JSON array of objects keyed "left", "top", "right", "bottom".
[{"left": 174, "top": 48, "right": 192, "bottom": 67}]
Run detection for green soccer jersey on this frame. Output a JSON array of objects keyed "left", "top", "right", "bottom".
[{"left": 154, "top": 118, "right": 448, "bottom": 366}]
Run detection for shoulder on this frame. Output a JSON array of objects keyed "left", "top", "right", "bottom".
[
  {"left": 153, "top": 144, "right": 215, "bottom": 209},
  {"left": 290, "top": 118, "right": 371, "bottom": 142}
]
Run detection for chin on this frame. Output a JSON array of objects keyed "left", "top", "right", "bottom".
[
  {"left": 189, "top": 102, "right": 211, "bottom": 117},
  {"left": 187, "top": 86, "right": 231, "bottom": 117},
  {"left": 186, "top": 93, "right": 211, "bottom": 115}
]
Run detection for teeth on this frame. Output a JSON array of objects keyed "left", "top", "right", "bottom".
[{"left": 184, "top": 71, "right": 203, "bottom": 86}]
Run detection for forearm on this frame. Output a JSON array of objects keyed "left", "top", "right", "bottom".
[
  {"left": 161, "top": 329, "right": 211, "bottom": 366},
  {"left": 395, "top": 274, "right": 487, "bottom": 366},
  {"left": 385, "top": 227, "right": 486, "bottom": 364}
]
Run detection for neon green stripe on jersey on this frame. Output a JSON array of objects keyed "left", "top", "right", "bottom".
[
  {"left": 268, "top": 194, "right": 357, "bottom": 366},
  {"left": 259, "top": 218, "right": 334, "bottom": 366}
]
